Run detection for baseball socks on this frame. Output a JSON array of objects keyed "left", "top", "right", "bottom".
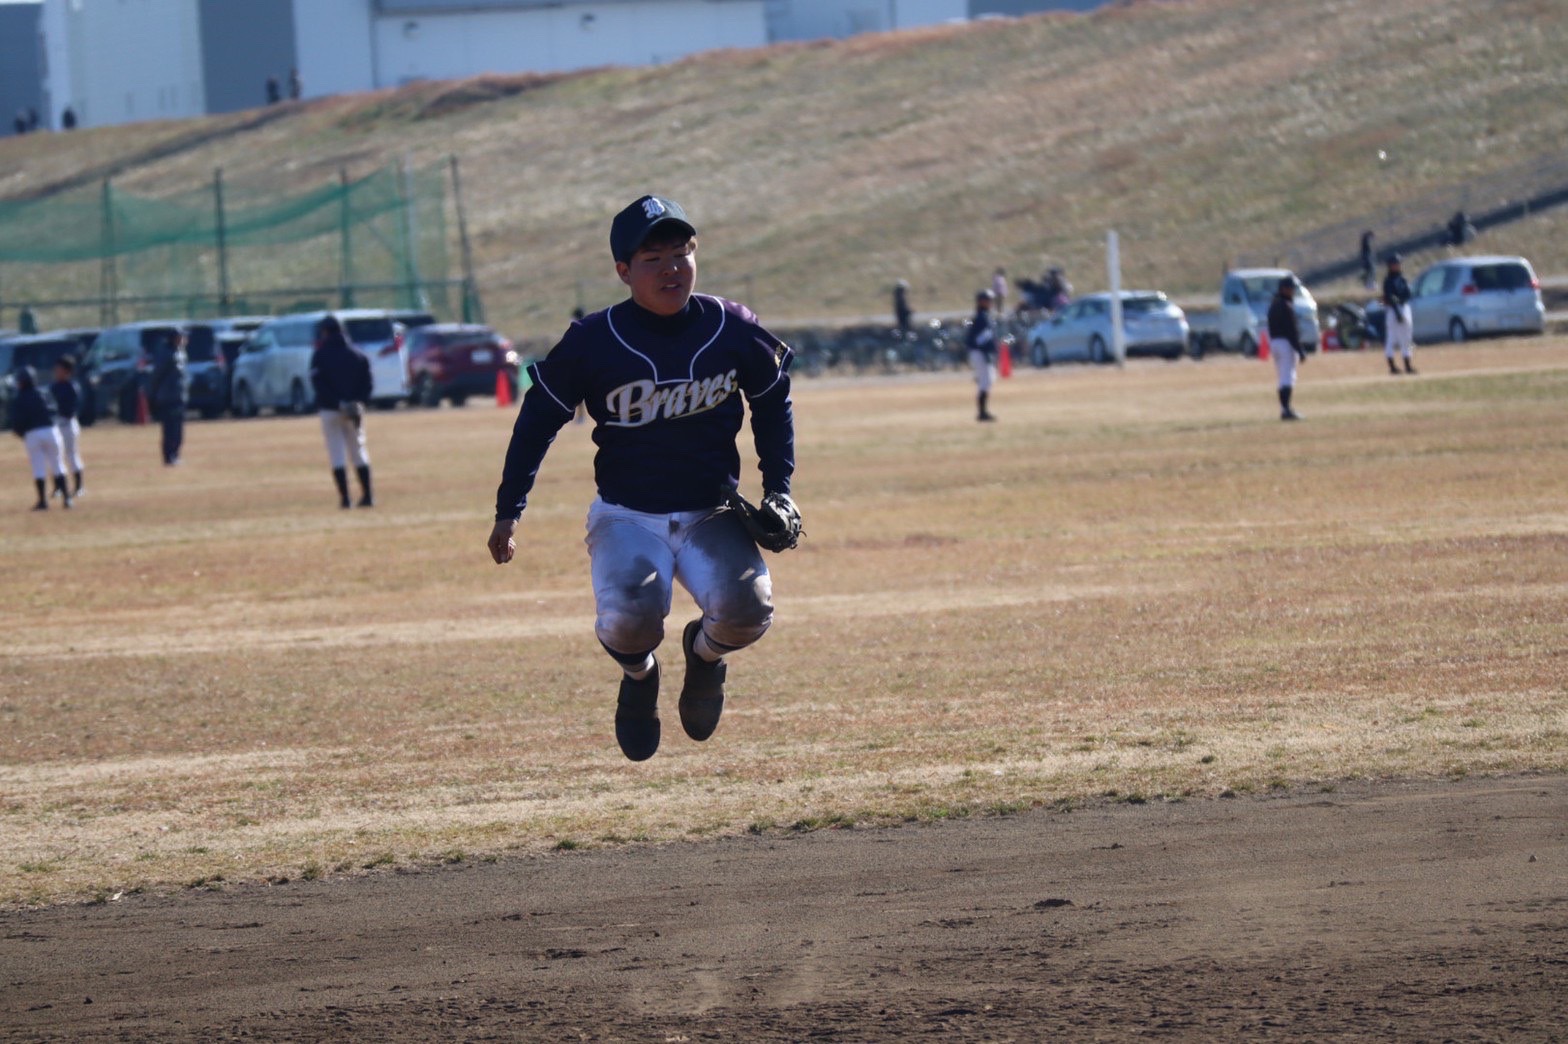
[
  {"left": 1278, "top": 387, "right": 1300, "bottom": 421},
  {"left": 977, "top": 391, "right": 996, "bottom": 422},
  {"left": 604, "top": 643, "right": 660, "bottom": 761},
  {"left": 332, "top": 467, "right": 351, "bottom": 509},
  {"left": 53, "top": 475, "right": 72, "bottom": 508},
  {"left": 1403, "top": 356, "right": 1417, "bottom": 375},
  {"left": 679, "top": 620, "right": 727, "bottom": 742},
  {"left": 32, "top": 478, "right": 47, "bottom": 510},
  {"left": 355, "top": 464, "right": 374, "bottom": 507}
]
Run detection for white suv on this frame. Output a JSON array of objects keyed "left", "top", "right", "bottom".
[{"left": 230, "top": 309, "right": 408, "bottom": 417}]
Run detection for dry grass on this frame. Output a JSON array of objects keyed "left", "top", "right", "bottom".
[
  {"left": 2, "top": 0, "right": 1566, "bottom": 334},
  {"left": 2, "top": 336, "right": 1566, "bottom": 905}
]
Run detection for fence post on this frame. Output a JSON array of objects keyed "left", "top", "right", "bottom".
[
  {"left": 449, "top": 154, "right": 482, "bottom": 323},
  {"left": 99, "top": 177, "right": 119, "bottom": 326},
  {"left": 339, "top": 168, "right": 354, "bottom": 309},
  {"left": 214, "top": 168, "right": 231, "bottom": 313},
  {"left": 397, "top": 155, "right": 428, "bottom": 311}
]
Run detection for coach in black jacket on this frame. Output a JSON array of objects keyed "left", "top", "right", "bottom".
[{"left": 308, "top": 315, "right": 376, "bottom": 508}]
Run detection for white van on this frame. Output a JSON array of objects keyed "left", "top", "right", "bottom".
[
  {"left": 1219, "top": 268, "right": 1321, "bottom": 355},
  {"left": 230, "top": 310, "right": 408, "bottom": 417}
]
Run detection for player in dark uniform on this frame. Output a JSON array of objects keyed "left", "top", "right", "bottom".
[
  {"left": 487, "top": 195, "right": 798, "bottom": 762},
  {"left": 1382, "top": 253, "right": 1415, "bottom": 375},
  {"left": 1267, "top": 276, "right": 1305, "bottom": 421}
]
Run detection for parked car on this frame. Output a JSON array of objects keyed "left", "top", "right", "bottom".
[
  {"left": 405, "top": 323, "right": 519, "bottom": 407},
  {"left": 81, "top": 320, "right": 188, "bottom": 423},
  {"left": 1363, "top": 255, "right": 1545, "bottom": 345},
  {"left": 1217, "top": 268, "right": 1321, "bottom": 355},
  {"left": 1025, "top": 291, "right": 1190, "bottom": 366},
  {"left": 230, "top": 309, "right": 407, "bottom": 417},
  {"left": 179, "top": 316, "right": 270, "bottom": 418},
  {"left": 0, "top": 329, "right": 100, "bottom": 427}
]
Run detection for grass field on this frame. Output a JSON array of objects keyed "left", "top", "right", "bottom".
[{"left": 3, "top": 338, "right": 1566, "bottom": 906}]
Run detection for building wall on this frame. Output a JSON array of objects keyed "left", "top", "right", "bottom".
[
  {"left": 369, "top": 0, "right": 767, "bottom": 86},
  {"left": 0, "top": 4, "right": 45, "bottom": 133},
  {"left": 764, "top": 0, "right": 966, "bottom": 41},
  {"left": 38, "top": 0, "right": 206, "bottom": 129},
  {"left": 199, "top": 0, "right": 299, "bottom": 114},
  {"left": 291, "top": 0, "right": 377, "bottom": 100}
]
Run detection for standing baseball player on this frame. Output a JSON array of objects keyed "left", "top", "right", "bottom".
[
  {"left": 9, "top": 366, "right": 71, "bottom": 510},
  {"left": 1382, "top": 253, "right": 1415, "bottom": 375},
  {"left": 966, "top": 289, "right": 998, "bottom": 422},
  {"left": 1268, "top": 276, "right": 1306, "bottom": 421},
  {"left": 309, "top": 315, "right": 375, "bottom": 508},
  {"left": 49, "top": 356, "right": 85, "bottom": 499},
  {"left": 487, "top": 194, "right": 800, "bottom": 762}
]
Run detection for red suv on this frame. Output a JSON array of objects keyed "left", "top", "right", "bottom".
[{"left": 405, "top": 323, "right": 519, "bottom": 407}]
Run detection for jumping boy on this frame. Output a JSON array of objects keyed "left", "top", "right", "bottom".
[{"left": 486, "top": 195, "right": 799, "bottom": 762}]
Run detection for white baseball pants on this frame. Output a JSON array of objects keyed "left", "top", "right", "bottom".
[
  {"left": 1385, "top": 304, "right": 1414, "bottom": 359},
  {"left": 1272, "top": 338, "right": 1298, "bottom": 389},
  {"left": 969, "top": 350, "right": 996, "bottom": 392},
  {"left": 23, "top": 427, "right": 65, "bottom": 481},
  {"left": 319, "top": 410, "right": 370, "bottom": 469},
  {"left": 54, "top": 417, "right": 82, "bottom": 472},
  {"left": 585, "top": 497, "right": 773, "bottom": 661}
]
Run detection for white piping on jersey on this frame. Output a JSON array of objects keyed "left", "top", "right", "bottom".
[
  {"left": 605, "top": 294, "right": 726, "bottom": 384},
  {"left": 527, "top": 362, "right": 573, "bottom": 415},
  {"left": 750, "top": 343, "right": 793, "bottom": 399}
]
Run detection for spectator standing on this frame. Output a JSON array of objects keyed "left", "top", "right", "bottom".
[
  {"left": 265, "top": 76, "right": 281, "bottom": 105},
  {"left": 1267, "top": 277, "right": 1306, "bottom": 421},
  {"left": 50, "top": 357, "right": 85, "bottom": 498},
  {"left": 148, "top": 330, "right": 189, "bottom": 465},
  {"left": 1382, "top": 253, "right": 1415, "bottom": 375},
  {"left": 1359, "top": 230, "right": 1375, "bottom": 290},
  {"left": 9, "top": 367, "right": 71, "bottom": 510},
  {"left": 61, "top": 106, "right": 77, "bottom": 130},
  {"left": 966, "top": 289, "right": 998, "bottom": 422},
  {"left": 288, "top": 68, "right": 302, "bottom": 101},
  {"left": 991, "top": 267, "right": 1009, "bottom": 316},
  {"left": 12, "top": 111, "right": 25, "bottom": 136},
  {"left": 308, "top": 315, "right": 375, "bottom": 508},
  {"left": 18, "top": 306, "right": 36, "bottom": 334},
  {"left": 892, "top": 280, "right": 912, "bottom": 339}
]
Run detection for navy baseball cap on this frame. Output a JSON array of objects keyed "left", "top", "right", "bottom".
[{"left": 610, "top": 195, "right": 696, "bottom": 262}]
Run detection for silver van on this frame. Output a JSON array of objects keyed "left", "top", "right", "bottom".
[
  {"left": 1408, "top": 255, "right": 1544, "bottom": 343},
  {"left": 230, "top": 309, "right": 407, "bottom": 417}
]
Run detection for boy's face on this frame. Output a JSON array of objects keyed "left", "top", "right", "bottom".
[
  {"left": 53, "top": 363, "right": 69, "bottom": 380},
  {"left": 617, "top": 235, "right": 696, "bottom": 316}
]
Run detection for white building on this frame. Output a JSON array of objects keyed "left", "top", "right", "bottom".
[
  {"left": 39, "top": 0, "right": 208, "bottom": 130},
  {"left": 33, "top": 0, "right": 1093, "bottom": 130}
]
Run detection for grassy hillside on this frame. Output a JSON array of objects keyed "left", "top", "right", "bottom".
[{"left": 1, "top": 0, "right": 1566, "bottom": 339}]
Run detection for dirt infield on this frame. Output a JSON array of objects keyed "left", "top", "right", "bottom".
[{"left": 3, "top": 775, "right": 1565, "bottom": 1040}]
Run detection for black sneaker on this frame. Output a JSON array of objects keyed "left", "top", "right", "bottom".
[
  {"left": 614, "top": 660, "right": 660, "bottom": 762},
  {"left": 679, "top": 619, "right": 726, "bottom": 742}
]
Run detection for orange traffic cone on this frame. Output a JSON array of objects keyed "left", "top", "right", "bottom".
[
  {"left": 495, "top": 369, "right": 513, "bottom": 407},
  {"left": 135, "top": 388, "right": 150, "bottom": 425},
  {"left": 998, "top": 340, "right": 1013, "bottom": 378},
  {"left": 1257, "top": 331, "right": 1271, "bottom": 361}
]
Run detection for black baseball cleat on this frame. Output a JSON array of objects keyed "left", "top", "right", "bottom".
[
  {"left": 679, "top": 619, "right": 726, "bottom": 742},
  {"left": 614, "top": 659, "right": 661, "bottom": 761}
]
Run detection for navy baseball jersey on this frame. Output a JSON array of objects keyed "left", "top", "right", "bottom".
[{"left": 495, "top": 294, "right": 794, "bottom": 520}]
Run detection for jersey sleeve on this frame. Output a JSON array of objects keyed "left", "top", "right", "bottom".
[
  {"left": 736, "top": 316, "right": 796, "bottom": 498},
  {"left": 493, "top": 330, "right": 585, "bottom": 521}
]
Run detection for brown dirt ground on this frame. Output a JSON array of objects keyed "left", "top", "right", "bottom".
[{"left": 3, "top": 775, "right": 1565, "bottom": 1041}]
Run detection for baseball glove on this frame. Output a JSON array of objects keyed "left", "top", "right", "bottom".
[{"left": 721, "top": 486, "right": 803, "bottom": 553}]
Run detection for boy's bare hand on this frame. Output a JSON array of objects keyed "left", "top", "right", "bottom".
[{"left": 488, "top": 519, "right": 518, "bottom": 564}]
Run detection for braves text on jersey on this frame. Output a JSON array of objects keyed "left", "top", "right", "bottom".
[{"left": 495, "top": 294, "right": 794, "bottom": 520}]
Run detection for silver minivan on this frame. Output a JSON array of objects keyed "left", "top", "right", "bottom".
[
  {"left": 230, "top": 309, "right": 408, "bottom": 417},
  {"left": 1408, "top": 255, "right": 1545, "bottom": 343}
]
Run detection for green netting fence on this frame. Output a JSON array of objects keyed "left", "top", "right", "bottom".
[{"left": 0, "top": 158, "right": 481, "bottom": 332}]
